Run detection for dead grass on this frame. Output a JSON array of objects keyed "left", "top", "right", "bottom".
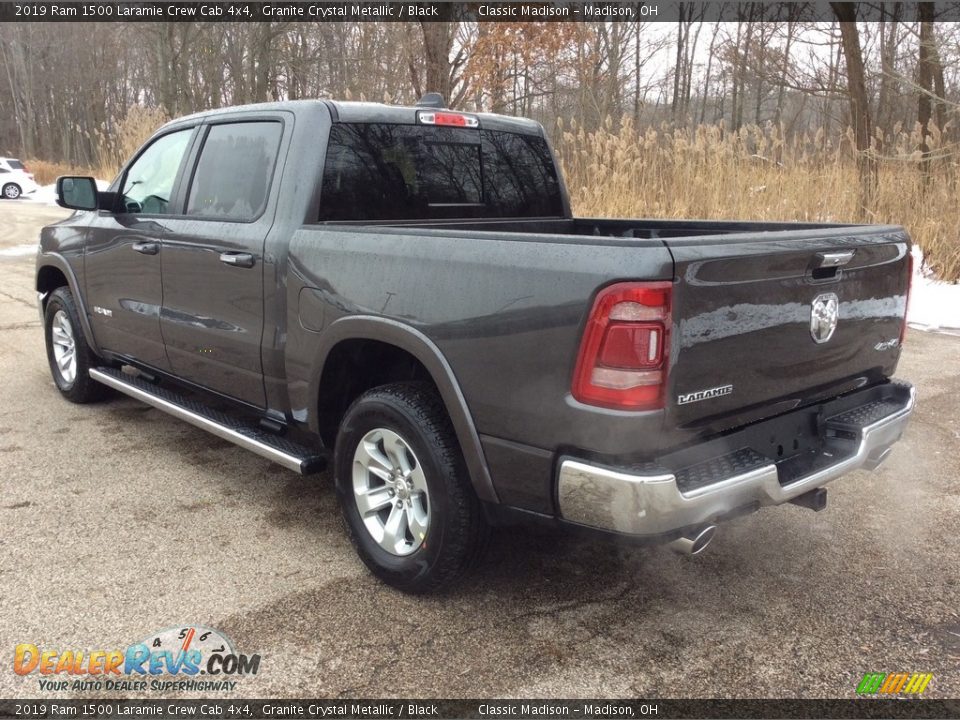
[
  {"left": 23, "top": 109, "right": 960, "bottom": 282},
  {"left": 556, "top": 116, "right": 960, "bottom": 282},
  {"left": 22, "top": 159, "right": 112, "bottom": 186},
  {"left": 25, "top": 104, "right": 168, "bottom": 186},
  {"left": 94, "top": 105, "right": 168, "bottom": 175}
]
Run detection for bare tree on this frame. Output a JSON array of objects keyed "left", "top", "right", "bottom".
[{"left": 831, "top": 3, "right": 877, "bottom": 211}]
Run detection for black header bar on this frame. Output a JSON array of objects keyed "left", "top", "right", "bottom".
[
  {"left": 3, "top": 1, "right": 960, "bottom": 23},
  {"left": 2, "top": 699, "right": 960, "bottom": 720}
]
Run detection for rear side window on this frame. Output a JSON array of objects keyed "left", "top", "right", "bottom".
[
  {"left": 319, "top": 123, "right": 563, "bottom": 221},
  {"left": 187, "top": 121, "right": 282, "bottom": 221}
]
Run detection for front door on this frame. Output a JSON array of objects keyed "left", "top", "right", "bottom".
[
  {"left": 84, "top": 127, "right": 195, "bottom": 370},
  {"left": 159, "top": 119, "right": 285, "bottom": 408}
]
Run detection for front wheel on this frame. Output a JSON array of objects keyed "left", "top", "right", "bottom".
[
  {"left": 334, "top": 382, "right": 488, "bottom": 593},
  {"left": 2, "top": 183, "right": 21, "bottom": 200},
  {"left": 44, "top": 287, "right": 108, "bottom": 403}
]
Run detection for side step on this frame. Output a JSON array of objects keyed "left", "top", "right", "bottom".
[{"left": 89, "top": 367, "right": 327, "bottom": 475}]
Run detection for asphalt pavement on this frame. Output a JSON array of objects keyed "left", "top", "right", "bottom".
[{"left": 0, "top": 201, "right": 957, "bottom": 699}]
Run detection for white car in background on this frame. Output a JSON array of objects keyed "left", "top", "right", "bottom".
[{"left": 0, "top": 158, "right": 39, "bottom": 199}]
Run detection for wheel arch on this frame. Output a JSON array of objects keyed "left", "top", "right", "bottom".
[
  {"left": 2, "top": 181, "right": 22, "bottom": 197},
  {"left": 36, "top": 254, "right": 101, "bottom": 356},
  {"left": 309, "top": 316, "right": 499, "bottom": 503}
]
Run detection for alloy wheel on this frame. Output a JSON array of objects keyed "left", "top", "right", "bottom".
[
  {"left": 352, "top": 428, "right": 430, "bottom": 556},
  {"left": 50, "top": 310, "right": 77, "bottom": 384}
]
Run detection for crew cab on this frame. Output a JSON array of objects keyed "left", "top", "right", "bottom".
[{"left": 37, "top": 97, "right": 915, "bottom": 591}]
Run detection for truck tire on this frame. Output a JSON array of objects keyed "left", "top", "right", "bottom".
[
  {"left": 2, "top": 183, "right": 21, "bottom": 200},
  {"left": 43, "top": 286, "right": 108, "bottom": 403},
  {"left": 334, "top": 382, "right": 488, "bottom": 593}
]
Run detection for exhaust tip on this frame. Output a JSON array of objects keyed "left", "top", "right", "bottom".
[
  {"left": 864, "top": 447, "right": 893, "bottom": 471},
  {"left": 669, "top": 525, "right": 717, "bottom": 556}
]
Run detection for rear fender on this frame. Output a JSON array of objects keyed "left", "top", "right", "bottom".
[{"left": 309, "top": 315, "right": 498, "bottom": 503}]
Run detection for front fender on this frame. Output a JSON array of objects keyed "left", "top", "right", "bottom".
[
  {"left": 36, "top": 252, "right": 101, "bottom": 356},
  {"left": 308, "top": 315, "right": 499, "bottom": 503}
]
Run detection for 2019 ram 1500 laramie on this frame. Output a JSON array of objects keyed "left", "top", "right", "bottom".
[{"left": 38, "top": 97, "right": 915, "bottom": 592}]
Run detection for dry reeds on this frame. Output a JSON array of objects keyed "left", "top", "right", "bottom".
[
  {"left": 26, "top": 105, "right": 168, "bottom": 187},
  {"left": 556, "top": 116, "right": 960, "bottom": 281},
  {"left": 24, "top": 108, "right": 960, "bottom": 282}
]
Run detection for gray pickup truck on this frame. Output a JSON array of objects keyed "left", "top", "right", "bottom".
[{"left": 38, "top": 97, "right": 915, "bottom": 592}]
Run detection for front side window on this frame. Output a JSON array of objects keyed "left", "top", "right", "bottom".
[
  {"left": 7, "top": 160, "right": 24, "bottom": 170},
  {"left": 319, "top": 123, "right": 563, "bottom": 222},
  {"left": 120, "top": 129, "right": 193, "bottom": 214},
  {"left": 186, "top": 121, "right": 283, "bottom": 221}
]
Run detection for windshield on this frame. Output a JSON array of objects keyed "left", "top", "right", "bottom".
[{"left": 320, "top": 123, "right": 563, "bottom": 221}]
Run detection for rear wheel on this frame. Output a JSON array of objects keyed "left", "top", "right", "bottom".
[
  {"left": 44, "top": 287, "right": 108, "bottom": 403},
  {"left": 334, "top": 382, "right": 488, "bottom": 593},
  {"left": 2, "top": 183, "right": 21, "bottom": 200}
]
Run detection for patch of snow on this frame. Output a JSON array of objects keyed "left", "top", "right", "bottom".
[
  {"left": 907, "top": 244, "right": 960, "bottom": 336},
  {"left": 0, "top": 243, "right": 39, "bottom": 257},
  {"left": 28, "top": 184, "right": 57, "bottom": 206},
  {"left": 24, "top": 183, "right": 57, "bottom": 205}
]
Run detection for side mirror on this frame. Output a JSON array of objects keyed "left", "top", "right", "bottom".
[{"left": 56, "top": 176, "right": 99, "bottom": 211}]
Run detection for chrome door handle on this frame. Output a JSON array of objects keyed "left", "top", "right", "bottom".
[
  {"left": 219, "top": 252, "right": 255, "bottom": 268},
  {"left": 132, "top": 241, "right": 159, "bottom": 255},
  {"left": 816, "top": 251, "right": 855, "bottom": 268}
]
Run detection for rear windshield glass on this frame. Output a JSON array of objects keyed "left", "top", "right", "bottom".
[
  {"left": 7, "top": 160, "right": 24, "bottom": 170},
  {"left": 319, "top": 123, "right": 563, "bottom": 221}
]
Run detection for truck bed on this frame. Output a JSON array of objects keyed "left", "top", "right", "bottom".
[{"left": 326, "top": 216, "right": 857, "bottom": 239}]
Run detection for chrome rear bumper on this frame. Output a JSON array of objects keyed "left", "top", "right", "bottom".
[{"left": 558, "top": 384, "right": 915, "bottom": 537}]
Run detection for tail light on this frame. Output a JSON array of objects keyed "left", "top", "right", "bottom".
[
  {"left": 900, "top": 249, "right": 914, "bottom": 344},
  {"left": 572, "top": 281, "right": 672, "bottom": 410}
]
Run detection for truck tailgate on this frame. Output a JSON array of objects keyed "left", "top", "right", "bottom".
[{"left": 664, "top": 226, "right": 910, "bottom": 434}]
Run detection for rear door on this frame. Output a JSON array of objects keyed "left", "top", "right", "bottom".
[
  {"left": 84, "top": 127, "right": 196, "bottom": 369},
  {"left": 158, "top": 117, "right": 286, "bottom": 407},
  {"left": 663, "top": 228, "right": 910, "bottom": 433}
]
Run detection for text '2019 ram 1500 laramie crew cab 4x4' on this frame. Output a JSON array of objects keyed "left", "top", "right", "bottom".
[{"left": 38, "top": 96, "right": 915, "bottom": 592}]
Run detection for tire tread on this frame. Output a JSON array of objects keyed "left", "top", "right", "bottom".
[
  {"left": 44, "top": 286, "right": 109, "bottom": 403},
  {"left": 336, "top": 381, "right": 489, "bottom": 593}
]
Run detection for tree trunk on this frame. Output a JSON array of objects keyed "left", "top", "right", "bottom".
[
  {"left": 831, "top": 3, "right": 876, "bottom": 214},
  {"left": 918, "top": 3, "right": 934, "bottom": 179},
  {"left": 419, "top": 7, "right": 456, "bottom": 105},
  {"left": 672, "top": 7, "right": 684, "bottom": 119}
]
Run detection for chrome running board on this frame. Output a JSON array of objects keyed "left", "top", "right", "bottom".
[{"left": 89, "top": 367, "right": 326, "bottom": 475}]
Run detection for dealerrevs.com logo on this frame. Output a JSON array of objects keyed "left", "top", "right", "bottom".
[{"left": 13, "top": 626, "right": 261, "bottom": 693}]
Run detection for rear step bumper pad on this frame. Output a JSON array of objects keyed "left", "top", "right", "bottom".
[
  {"left": 89, "top": 367, "right": 326, "bottom": 475},
  {"left": 557, "top": 383, "right": 915, "bottom": 536}
]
